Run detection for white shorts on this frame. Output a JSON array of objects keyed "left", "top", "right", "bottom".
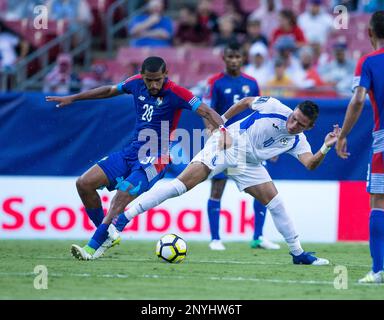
[{"left": 191, "top": 131, "right": 272, "bottom": 191}]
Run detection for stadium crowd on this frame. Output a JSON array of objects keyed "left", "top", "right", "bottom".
[{"left": 0, "top": 0, "right": 383, "bottom": 96}]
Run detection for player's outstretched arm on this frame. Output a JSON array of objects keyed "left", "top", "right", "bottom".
[
  {"left": 196, "top": 102, "right": 224, "bottom": 130},
  {"left": 298, "top": 125, "right": 340, "bottom": 170},
  {"left": 45, "top": 85, "right": 121, "bottom": 108},
  {"left": 336, "top": 86, "right": 367, "bottom": 159},
  {"left": 221, "top": 97, "right": 255, "bottom": 123}
]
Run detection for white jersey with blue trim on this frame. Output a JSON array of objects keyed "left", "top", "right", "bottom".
[{"left": 227, "top": 96, "right": 312, "bottom": 163}]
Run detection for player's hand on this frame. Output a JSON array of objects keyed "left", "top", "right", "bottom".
[
  {"left": 324, "top": 124, "right": 340, "bottom": 148},
  {"left": 336, "top": 136, "right": 350, "bottom": 159},
  {"left": 45, "top": 95, "right": 74, "bottom": 108}
]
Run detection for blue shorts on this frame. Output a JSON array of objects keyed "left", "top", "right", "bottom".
[
  {"left": 212, "top": 171, "right": 228, "bottom": 180},
  {"left": 97, "top": 151, "right": 169, "bottom": 195}
]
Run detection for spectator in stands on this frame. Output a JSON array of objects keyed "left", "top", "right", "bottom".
[
  {"left": 248, "top": 0, "right": 282, "bottom": 39},
  {"left": 309, "top": 39, "right": 330, "bottom": 68},
  {"left": 222, "top": 0, "right": 248, "bottom": 34},
  {"left": 271, "top": 9, "right": 306, "bottom": 48},
  {"left": 80, "top": 63, "right": 112, "bottom": 92},
  {"left": 273, "top": 35, "right": 304, "bottom": 87},
  {"left": 297, "top": 45, "right": 325, "bottom": 89},
  {"left": 242, "top": 18, "right": 269, "bottom": 55},
  {"left": 359, "top": 0, "right": 384, "bottom": 12},
  {"left": 47, "top": 0, "right": 93, "bottom": 28},
  {"left": 264, "top": 57, "right": 294, "bottom": 97},
  {"left": 213, "top": 15, "right": 241, "bottom": 49},
  {"left": 174, "top": 5, "right": 211, "bottom": 47},
  {"left": 318, "top": 42, "right": 355, "bottom": 96},
  {"left": 197, "top": 0, "right": 219, "bottom": 34},
  {"left": 43, "top": 53, "right": 80, "bottom": 94},
  {"left": 243, "top": 42, "right": 270, "bottom": 88},
  {"left": 298, "top": 0, "right": 334, "bottom": 46},
  {"left": 0, "top": 20, "right": 29, "bottom": 69},
  {"left": 128, "top": 0, "right": 173, "bottom": 47}
]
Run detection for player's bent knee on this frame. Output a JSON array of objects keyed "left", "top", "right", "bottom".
[{"left": 76, "top": 176, "right": 90, "bottom": 193}]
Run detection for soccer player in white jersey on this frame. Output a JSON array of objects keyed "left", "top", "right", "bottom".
[{"left": 76, "top": 96, "right": 339, "bottom": 264}]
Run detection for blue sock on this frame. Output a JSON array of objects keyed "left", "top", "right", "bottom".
[
  {"left": 253, "top": 199, "right": 267, "bottom": 240},
  {"left": 208, "top": 198, "right": 221, "bottom": 240},
  {"left": 85, "top": 207, "right": 104, "bottom": 227},
  {"left": 114, "top": 213, "right": 130, "bottom": 232},
  {"left": 87, "top": 223, "right": 109, "bottom": 250},
  {"left": 369, "top": 209, "right": 384, "bottom": 273}
]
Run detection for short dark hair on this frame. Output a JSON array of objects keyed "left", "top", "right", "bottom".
[
  {"left": 224, "top": 41, "right": 243, "bottom": 55},
  {"left": 297, "top": 100, "right": 319, "bottom": 124},
  {"left": 370, "top": 11, "right": 384, "bottom": 39},
  {"left": 141, "top": 56, "right": 166, "bottom": 73}
]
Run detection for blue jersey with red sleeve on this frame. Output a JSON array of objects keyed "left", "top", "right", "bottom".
[
  {"left": 353, "top": 48, "right": 384, "bottom": 133},
  {"left": 116, "top": 74, "right": 201, "bottom": 161},
  {"left": 353, "top": 48, "right": 384, "bottom": 193},
  {"left": 203, "top": 72, "right": 260, "bottom": 125}
]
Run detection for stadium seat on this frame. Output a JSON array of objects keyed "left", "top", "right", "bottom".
[
  {"left": 92, "top": 58, "right": 129, "bottom": 83},
  {"left": 0, "top": 19, "right": 69, "bottom": 48},
  {"left": 86, "top": 0, "right": 116, "bottom": 40}
]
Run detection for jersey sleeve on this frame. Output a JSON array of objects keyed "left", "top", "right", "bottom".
[
  {"left": 352, "top": 56, "right": 372, "bottom": 92},
  {"left": 116, "top": 75, "right": 141, "bottom": 94},
  {"left": 287, "top": 133, "right": 312, "bottom": 159},
  {"left": 250, "top": 96, "right": 278, "bottom": 112},
  {"left": 171, "top": 84, "right": 202, "bottom": 111},
  {"left": 202, "top": 78, "right": 219, "bottom": 110}
]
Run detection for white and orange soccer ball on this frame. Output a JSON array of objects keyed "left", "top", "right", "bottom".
[{"left": 156, "top": 234, "right": 187, "bottom": 263}]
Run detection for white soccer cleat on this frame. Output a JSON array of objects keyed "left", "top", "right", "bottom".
[
  {"left": 358, "top": 271, "right": 384, "bottom": 284},
  {"left": 209, "top": 239, "right": 226, "bottom": 251},
  {"left": 256, "top": 236, "right": 281, "bottom": 250},
  {"left": 93, "top": 224, "right": 122, "bottom": 259},
  {"left": 71, "top": 244, "right": 94, "bottom": 261}
]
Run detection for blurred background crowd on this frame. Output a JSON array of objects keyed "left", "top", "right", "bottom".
[{"left": 0, "top": 0, "right": 383, "bottom": 97}]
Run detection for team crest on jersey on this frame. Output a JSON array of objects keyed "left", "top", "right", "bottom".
[
  {"left": 138, "top": 95, "right": 145, "bottom": 101},
  {"left": 242, "top": 85, "right": 250, "bottom": 94},
  {"left": 280, "top": 137, "right": 289, "bottom": 146},
  {"left": 272, "top": 123, "right": 279, "bottom": 130},
  {"left": 224, "top": 88, "right": 232, "bottom": 94},
  {"left": 156, "top": 97, "right": 163, "bottom": 106}
]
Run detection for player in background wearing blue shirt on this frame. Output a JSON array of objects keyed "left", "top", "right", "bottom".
[
  {"left": 203, "top": 42, "right": 280, "bottom": 251},
  {"left": 46, "top": 56, "right": 225, "bottom": 260},
  {"left": 336, "top": 11, "right": 384, "bottom": 283}
]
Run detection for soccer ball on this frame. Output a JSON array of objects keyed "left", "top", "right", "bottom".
[{"left": 156, "top": 234, "right": 187, "bottom": 263}]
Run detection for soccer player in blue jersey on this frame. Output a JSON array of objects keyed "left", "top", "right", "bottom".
[
  {"left": 46, "top": 56, "right": 225, "bottom": 260},
  {"left": 336, "top": 11, "right": 384, "bottom": 283},
  {"left": 203, "top": 42, "right": 280, "bottom": 251}
]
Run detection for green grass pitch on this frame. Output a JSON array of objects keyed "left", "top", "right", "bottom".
[{"left": 0, "top": 240, "right": 382, "bottom": 300}]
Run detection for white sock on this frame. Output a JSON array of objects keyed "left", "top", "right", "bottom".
[
  {"left": 265, "top": 194, "right": 304, "bottom": 256},
  {"left": 125, "top": 179, "right": 187, "bottom": 220}
]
